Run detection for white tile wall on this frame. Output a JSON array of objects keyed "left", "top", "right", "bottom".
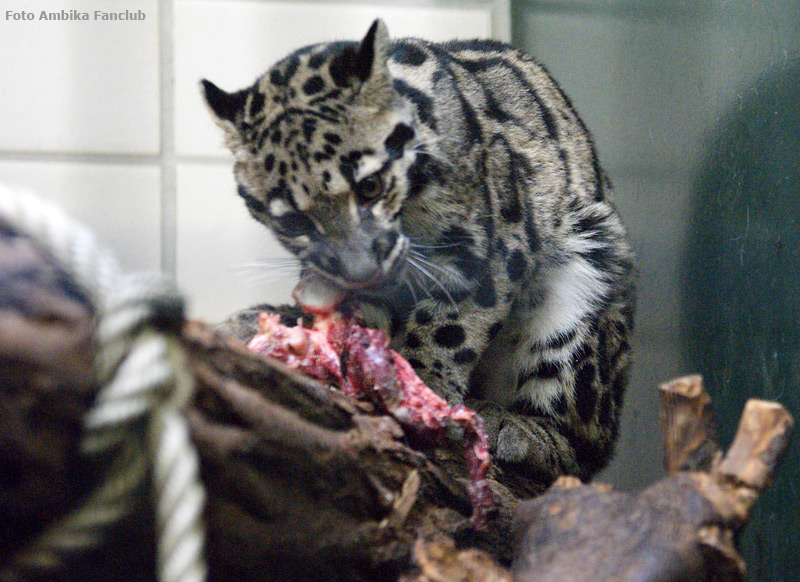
[
  {"left": 0, "top": 161, "right": 161, "bottom": 271},
  {"left": 0, "top": 0, "right": 504, "bottom": 322},
  {"left": 0, "top": 0, "right": 160, "bottom": 154}
]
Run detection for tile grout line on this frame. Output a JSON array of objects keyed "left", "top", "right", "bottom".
[
  {"left": 159, "top": 0, "right": 177, "bottom": 278},
  {"left": 0, "top": 152, "right": 160, "bottom": 164}
]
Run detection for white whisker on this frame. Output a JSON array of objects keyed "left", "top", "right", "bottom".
[
  {"left": 404, "top": 277, "right": 419, "bottom": 305},
  {"left": 410, "top": 241, "right": 464, "bottom": 250},
  {"left": 232, "top": 258, "right": 302, "bottom": 283},
  {"left": 409, "top": 250, "right": 460, "bottom": 280},
  {"left": 407, "top": 255, "right": 458, "bottom": 310}
]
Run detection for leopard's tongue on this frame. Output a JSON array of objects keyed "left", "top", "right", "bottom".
[{"left": 292, "top": 272, "right": 346, "bottom": 314}]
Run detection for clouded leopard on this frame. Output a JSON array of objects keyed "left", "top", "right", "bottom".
[{"left": 203, "top": 19, "right": 635, "bottom": 491}]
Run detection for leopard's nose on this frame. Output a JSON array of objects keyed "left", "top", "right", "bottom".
[{"left": 312, "top": 240, "right": 381, "bottom": 285}]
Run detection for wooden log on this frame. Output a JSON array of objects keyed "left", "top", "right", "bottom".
[
  {"left": 659, "top": 375, "right": 721, "bottom": 473},
  {"left": 0, "top": 222, "right": 157, "bottom": 582},
  {"left": 0, "top": 223, "right": 97, "bottom": 564},
  {"left": 511, "top": 381, "right": 793, "bottom": 582},
  {"left": 181, "top": 321, "right": 518, "bottom": 582}
]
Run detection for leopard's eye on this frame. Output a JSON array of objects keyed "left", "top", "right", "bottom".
[{"left": 355, "top": 174, "right": 383, "bottom": 202}]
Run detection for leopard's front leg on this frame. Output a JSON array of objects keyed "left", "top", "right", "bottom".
[{"left": 397, "top": 281, "right": 633, "bottom": 489}]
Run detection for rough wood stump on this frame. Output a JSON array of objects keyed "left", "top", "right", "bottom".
[{"left": 511, "top": 377, "right": 793, "bottom": 582}]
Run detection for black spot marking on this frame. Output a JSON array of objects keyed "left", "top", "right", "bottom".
[
  {"left": 393, "top": 80, "right": 435, "bottom": 129},
  {"left": 598, "top": 392, "right": 613, "bottom": 427},
  {"left": 574, "top": 213, "right": 602, "bottom": 235},
  {"left": 392, "top": 43, "right": 427, "bottom": 66},
  {"left": 456, "top": 250, "right": 485, "bottom": 283},
  {"left": 562, "top": 423, "right": 609, "bottom": 478},
  {"left": 264, "top": 154, "right": 275, "bottom": 173},
  {"left": 506, "top": 250, "right": 526, "bottom": 281},
  {"left": 583, "top": 245, "right": 613, "bottom": 273},
  {"left": 488, "top": 320, "right": 504, "bottom": 340},
  {"left": 575, "top": 361, "right": 596, "bottom": 391},
  {"left": 552, "top": 393, "right": 569, "bottom": 416},
  {"left": 415, "top": 309, "right": 432, "bottom": 325},
  {"left": 302, "top": 118, "right": 317, "bottom": 142},
  {"left": 329, "top": 45, "right": 360, "bottom": 87},
  {"left": 270, "top": 130, "right": 282, "bottom": 145},
  {"left": 524, "top": 211, "right": 541, "bottom": 255},
  {"left": 453, "top": 348, "right": 477, "bottom": 364},
  {"left": 433, "top": 324, "right": 465, "bottom": 348},
  {"left": 308, "top": 52, "right": 327, "bottom": 70},
  {"left": 535, "top": 361, "right": 562, "bottom": 380},
  {"left": 324, "top": 132, "right": 342, "bottom": 145},
  {"left": 278, "top": 161, "right": 288, "bottom": 176},
  {"left": 430, "top": 287, "right": 470, "bottom": 304},
  {"left": 559, "top": 149, "right": 571, "bottom": 191},
  {"left": 576, "top": 382, "right": 598, "bottom": 424},
  {"left": 516, "top": 360, "right": 561, "bottom": 389},
  {"left": 457, "top": 91, "right": 482, "bottom": 143},
  {"left": 339, "top": 151, "right": 364, "bottom": 185},
  {"left": 536, "top": 327, "right": 579, "bottom": 352},
  {"left": 440, "top": 225, "right": 472, "bottom": 246},
  {"left": 237, "top": 185, "right": 267, "bottom": 215},
  {"left": 484, "top": 92, "right": 511, "bottom": 123},
  {"left": 406, "top": 357, "right": 426, "bottom": 371},
  {"left": 269, "top": 69, "right": 285, "bottom": 87},
  {"left": 404, "top": 332, "right": 422, "bottom": 349},
  {"left": 302, "top": 75, "right": 325, "bottom": 96},
  {"left": 248, "top": 91, "right": 265, "bottom": 118},
  {"left": 256, "top": 128, "right": 270, "bottom": 149},
  {"left": 266, "top": 180, "right": 292, "bottom": 204},
  {"left": 475, "top": 275, "right": 497, "bottom": 308},
  {"left": 384, "top": 123, "right": 415, "bottom": 160},
  {"left": 406, "top": 153, "right": 444, "bottom": 198}
]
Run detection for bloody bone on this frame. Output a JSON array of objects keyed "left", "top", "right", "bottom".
[{"left": 247, "top": 311, "right": 493, "bottom": 529}]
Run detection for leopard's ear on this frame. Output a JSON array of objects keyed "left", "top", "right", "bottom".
[
  {"left": 331, "top": 19, "right": 394, "bottom": 109},
  {"left": 355, "top": 19, "right": 391, "bottom": 84},
  {"left": 201, "top": 79, "right": 248, "bottom": 149}
]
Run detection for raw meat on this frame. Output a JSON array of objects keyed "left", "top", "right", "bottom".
[{"left": 247, "top": 311, "right": 493, "bottom": 529}]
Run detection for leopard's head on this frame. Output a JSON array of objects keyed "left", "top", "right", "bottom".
[{"left": 203, "top": 19, "right": 422, "bottom": 295}]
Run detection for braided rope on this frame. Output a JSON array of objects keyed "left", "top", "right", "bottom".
[{"left": 0, "top": 186, "right": 207, "bottom": 582}]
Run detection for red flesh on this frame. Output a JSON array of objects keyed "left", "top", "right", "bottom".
[{"left": 247, "top": 311, "right": 493, "bottom": 529}]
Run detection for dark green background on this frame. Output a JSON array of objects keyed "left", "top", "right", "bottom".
[{"left": 511, "top": 2, "right": 799, "bottom": 580}]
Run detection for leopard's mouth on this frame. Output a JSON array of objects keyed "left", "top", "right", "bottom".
[{"left": 305, "top": 234, "right": 409, "bottom": 293}]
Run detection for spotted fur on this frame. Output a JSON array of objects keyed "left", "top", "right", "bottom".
[{"left": 204, "top": 20, "right": 635, "bottom": 491}]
